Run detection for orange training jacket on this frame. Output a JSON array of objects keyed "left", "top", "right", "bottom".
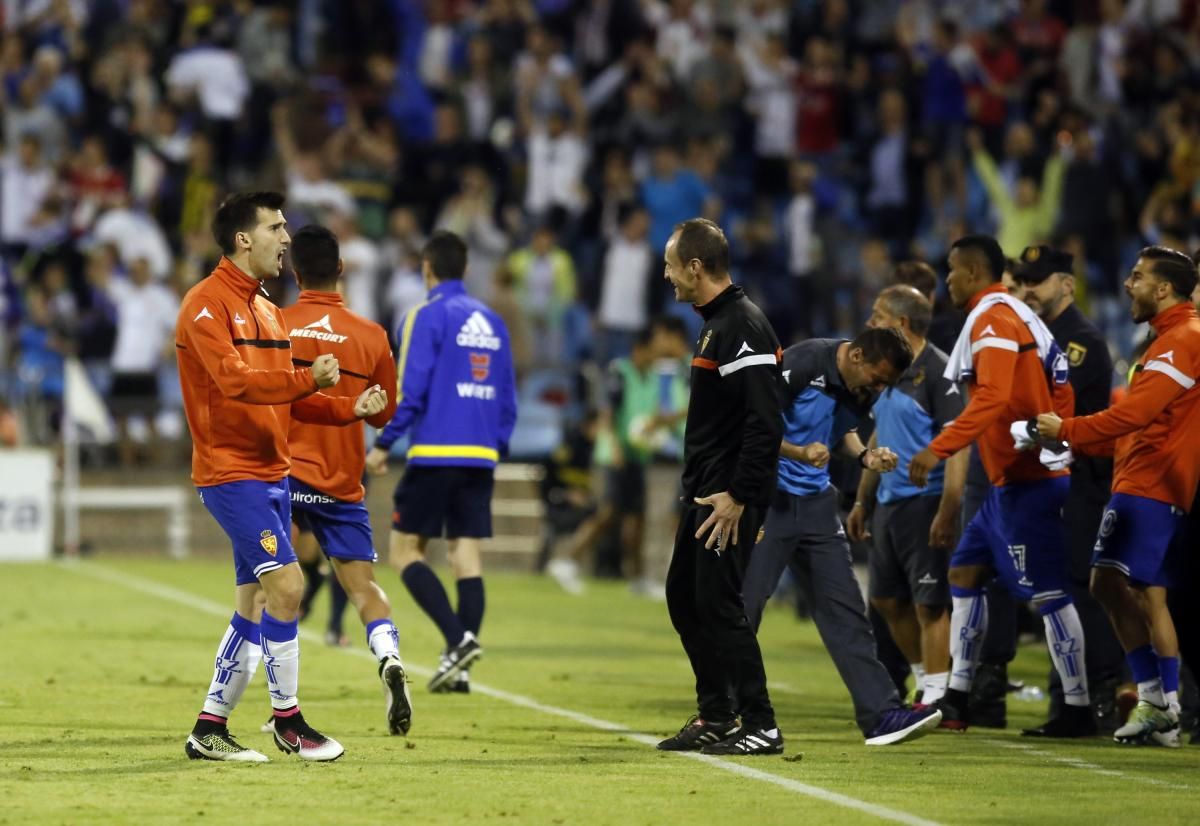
[
  {"left": 283, "top": 290, "right": 397, "bottom": 502},
  {"left": 175, "top": 258, "right": 358, "bottom": 487},
  {"left": 930, "top": 283, "right": 1075, "bottom": 486},
  {"left": 1061, "top": 302, "right": 1200, "bottom": 511}
]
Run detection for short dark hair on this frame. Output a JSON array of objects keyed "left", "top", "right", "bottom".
[
  {"left": 851, "top": 326, "right": 914, "bottom": 373},
  {"left": 212, "top": 191, "right": 285, "bottom": 256},
  {"left": 878, "top": 284, "right": 932, "bottom": 336},
  {"left": 892, "top": 261, "right": 938, "bottom": 299},
  {"left": 673, "top": 218, "right": 729, "bottom": 278},
  {"left": 633, "top": 327, "right": 656, "bottom": 349},
  {"left": 422, "top": 230, "right": 468, "bottom": 281},
  {"left": 290, "top": 225, "right": 340, "bottom": 289},
  {"left": 951, "top": 234, "right": 1005, "bottom": 282},
  {"left": 1140, "top": 245, "right": 1198, "bottom": 299}
]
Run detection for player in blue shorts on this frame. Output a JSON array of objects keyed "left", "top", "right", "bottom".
[
  {"left": 368, "top": 231, "right": 517, "bottom": 693},
  {"left": 280, "top": 224, "right": 413, "bottom": 735},
  {"left": 178, "top": 193, "right": 387, "bottom": 762}
]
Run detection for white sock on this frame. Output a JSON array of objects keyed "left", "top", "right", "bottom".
[
  {"left": 1040, "top": 600, "right": 1090, "bottom": 707},
  {"left": 948, "top": 591, "right": 988, "bottom": 693},
  {"left": 261, "top": 611, "right": 300, "bottom": 711},
  {"left": 367, "top": 618, "right": 401, "bottom": 661},
  {"left": 910, "top": 662, "right": 926, "bottom": 689},
  {"left": 1138, "top": 678, "right": 1166, "bottom": 707},
  {"left": 922, "top": 672, "right": 949, "bottom": 705},
  {"left": 1165, "top": 690, "right": 1180, "bottom": 713},
  {"left": 201, "top": 614, "right": 261, "bottom": 718}
]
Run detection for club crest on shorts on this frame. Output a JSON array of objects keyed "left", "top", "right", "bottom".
[
  {"left": 1066, "top": 341, "right": 1087, "bottom": 367},
  {"left": 470, "top": 352, "right": 491, "bottom": 381},
  {"left": 259, "top": 530, "right": 278, "bottom": 556}
]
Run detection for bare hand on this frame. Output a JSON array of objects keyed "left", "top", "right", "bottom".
[
  {"left": 846, "top": 503, "right": 870, "bottom": 543},
  {"left": 909, "top": 447, "right": 940, "bottom": 488},
  {"left": 929, "top": 505, "right": 958, "bottom": 549},
  {"left": 312, "top": 354, "right": 340, "bottom": 388},
  {"left": 366, "top": 446, "right": 389, "bottom": 476},
  {"left": 353, "top": 384, "right": 387, "bottom": 418},
  {"left": 1036, "top": 412, "right": 1063, "bottom": 440},
  {"left": 802, "top": 442, "right": 831, "bottom": 468},
  {"left": 694, "top": 492, "right": 744, "bottom": 552},
  {"left": 864, "top": 447, "right": 899, "bottom": 473}
]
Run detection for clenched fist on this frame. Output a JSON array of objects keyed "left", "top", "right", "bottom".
[
  {"left": 312, "top": 353, "right": 340, "bottom": 388},
  {"left": 354, "top": 384, "right": 388, "bottom": 418}
]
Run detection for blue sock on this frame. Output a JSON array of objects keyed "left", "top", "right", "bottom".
[
  {"left": 328, "top": 575, "right": 349, "bottom": 636},
  {"left": 401, "top": 562, "right": 465, "bottom": 648},
  {"left": 457, "top": 577, "right": 485, "bottom": 637},
  {"left": 1126, "top": 645, "right": 1159, "bottom": 684},
  {"left": 1159, "top": 655, "right": 1180, "bottom": 707}
]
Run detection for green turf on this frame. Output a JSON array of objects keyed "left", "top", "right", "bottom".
[{"left": 1, "top": 558, "right": 1196, "bottom": 825}]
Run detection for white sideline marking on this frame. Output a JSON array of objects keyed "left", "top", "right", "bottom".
[
  {"left": 986, "top": 740, "right": 1191, "bottom": 790},
  {"left": 64, "top": 561, "right": 941, "bottom": 826}
]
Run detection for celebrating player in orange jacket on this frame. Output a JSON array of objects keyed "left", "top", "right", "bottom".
[
  {"left": 908, "top": 235, "right": 1092, "bottom": 738},
  {"left": 280, "top": 224, "right": 414, "bottom": 737},
  {"left": 1038, "top": 246, "right": 1200, "bottom": 747},
  {"left": 177, "top": 192, "right": 386, "bottom": 763}
]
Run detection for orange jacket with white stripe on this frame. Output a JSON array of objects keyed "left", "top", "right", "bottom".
[
  {"left": 175, "top": 259, "right": 358, "bottom": 487},
  {"left": 929, "top": 283, "right": 1074, "bottom": 486},
  {"left": 1061, "top": 302, "right": 1200, "bottom": 511},
  {"left": 283, "top": 291, "right": 397, "bottom": 502}
]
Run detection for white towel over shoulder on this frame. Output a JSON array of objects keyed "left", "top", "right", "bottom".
[{"left": 943, "top": 292, "right": 1062, "bottom": 383}]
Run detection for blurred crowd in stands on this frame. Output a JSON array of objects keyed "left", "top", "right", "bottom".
[{"left": 2, "top": 0, "right": 1200, "bottom": 465}]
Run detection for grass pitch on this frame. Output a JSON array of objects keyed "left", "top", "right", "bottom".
[{"left": 1, "top": 558, "right": 1196, "bottom": 825}]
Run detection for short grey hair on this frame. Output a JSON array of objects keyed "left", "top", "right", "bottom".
[{"left": 878, "top": 284, "right": 932, "bottom": 336}]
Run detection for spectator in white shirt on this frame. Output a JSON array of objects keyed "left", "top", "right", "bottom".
[
  {"left": 104, "top": 257, "right": 179, "bottom": 465},
  {"left": 165, "top": 28, "right": 250, "bottom": 122},
  {"left": 436, "top": 165, "right": 509, "bottom": 303},
  {"left": 1, "top": 134, "right": 55, "bottom": 257},
  {"left": 595, "top": 203, "right": 655, "bottom": 362},
  {"left": 525, "top": 107, "right": 589, "bottom": 221},
  {"left": 740, "top": 32, "right": 797, "bottom": 196},
  {"left": 326, "top": 210, "right": 383, "bottom": 322},
  {"left": 91, "top": 199, "right": 174, "bottom": 281}
]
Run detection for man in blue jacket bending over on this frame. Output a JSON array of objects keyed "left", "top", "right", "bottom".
[{"left": 367, "top": 230, "right": 518, "bottom": 694}]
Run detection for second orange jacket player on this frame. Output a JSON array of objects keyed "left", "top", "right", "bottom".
[
  {"left": 284, "top": 291, "right": 398, "bottom": 503},
  {"left": 281, "top": 224, "right": 413, "bottom": 738}
]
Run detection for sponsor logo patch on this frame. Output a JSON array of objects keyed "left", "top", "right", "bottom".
[
  {"left": 470, "top": 352, "right": 491, "bottom": 381},
  {"left": 290, "top": 314, "right": 348, "bottom": 343},
  {"left": 457, "top": 311, "right": 501, "bottom": 350}
]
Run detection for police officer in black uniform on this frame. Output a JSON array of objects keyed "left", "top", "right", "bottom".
[
  {"left": 1011, "top": 244, "right": 1126, "bottom": 734},
  {"left": 655, "top": 218, "right": 787, "bottom": 756}
]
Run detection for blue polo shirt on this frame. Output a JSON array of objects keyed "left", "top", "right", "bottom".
[
  {"left": 777, "top": 339, "right": 875, "bottom": 497},
  {"left": 872, "top": 342, "right": 964, "bottom": 504}
]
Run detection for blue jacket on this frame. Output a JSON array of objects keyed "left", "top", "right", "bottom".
[
  {"left": 777, "top": 339, "right": 875, "bottom": 497},
  {"left": 375, "top": 280, "right": 517, "bottom": 467}
]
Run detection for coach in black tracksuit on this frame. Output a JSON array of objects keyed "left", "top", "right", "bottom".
[{"left": 655, "top": 218, "right": 786, "bottom": 756}]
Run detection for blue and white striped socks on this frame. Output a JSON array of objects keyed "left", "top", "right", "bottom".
[
  {"left": 948, "top": 586, "right": 988, "bottom": 693},
  {"left": 261, "top": 610, "right": 300, "bottom": 712},
  {"left": 201, "top": 612, "right": 261, "bottom": 719},
  {"left": 1038, "top": 596, "right": 1089, "bottom": 707}
]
